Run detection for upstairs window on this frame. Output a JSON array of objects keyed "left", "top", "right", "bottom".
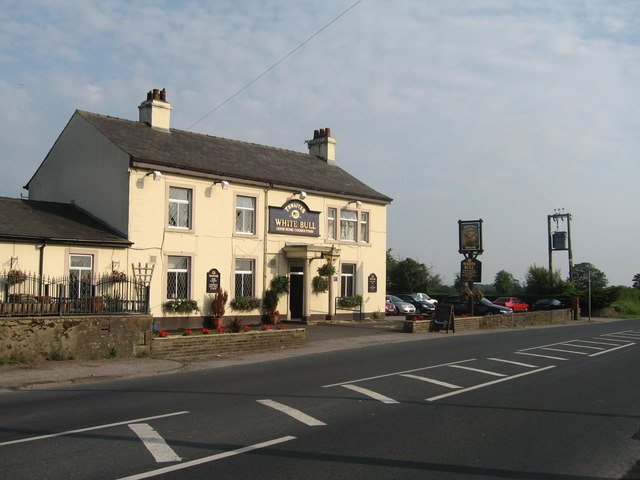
[
  {"left": 360, "top": 212, "right": 369, "bottom": 243},
  {"left": 327, "top": 207, "right": 336, "bottom": 240},
  {"left": 236, "top": 196, "right": 256, "bottom": 234},
  {"left": 340, "top": 209, "right": 358, "bottom": 242},
  {"left": 168, "top": 187, "right": 192, "bottom": 229}
]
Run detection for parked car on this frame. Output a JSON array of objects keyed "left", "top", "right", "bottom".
[
  {"left": 533, "top": 298, "right": 565, "bottom": 310},
  {"left": 396, "top": 293, "right": 436, "bottom": 313},
  {"left": 440, "top": 295, "right": 513, "bottom": 316},
  {"left": 386, "top": 295, "right": 416, "bottom": 314},
  {"left": 385, "top": 297, "right": 397, "bottom": 315},
  {"left": 493, "top": 296, "right": 529, "bottom": 312}
]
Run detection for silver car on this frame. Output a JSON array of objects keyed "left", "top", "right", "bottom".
[{"left": 386, "top": 295, "right": 416, "bottom": 314}]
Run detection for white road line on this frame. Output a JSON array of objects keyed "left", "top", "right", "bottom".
[
  {"left": 426, "top": 366, "right": 556, "bottom": 402},
  {"left": 322, "top": 359, "right": 476, "bottom": 388},
  {"left": 602, "top": 332, "right": 640, "bottom": 340},
  {"left": 580, "top": 339, "right": 629, "bottom": 346},
  {"left": 595, "top": 336, "right": 632, "bottom": 343},
  {"left": 515, "top": 351, "right": 569, "bottom": 361},
  {"left": 487, "top": 358, "right": 539, "bottom": 368},
  {"left": 562, "top": 343, "right": 605, "bottom": 350},
  {"left": 539, "top": 347, "right": 589, "bottom": 355},
  {"left": 589, "top": 342, "right": 634, "bottom": 357},
  {"left": 257, "top": 399, "right": 326, "bottom": 426},
  {"left": 128, "top": 423, "right": 182, "bottom": 463},
  {"left": 400, "top": 374, "right": 462, "bottom": 389},
  {"left": 447, "top": 364, "right": 507, "bottom": 377},
  {"left": 0, "top": 411, "right": 190, "bottom": 447},
  {"left": 341, "top": 384, "right": 400, "bottom": 404},
  {"left": 116, "top": 436, "right": 296, "bottom": 480}
]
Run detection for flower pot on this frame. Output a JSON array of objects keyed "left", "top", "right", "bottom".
[
  {"left": 212, "top": 317, "right": 224, "bottom": 329},
  {"left": 267, "top": 314, "right": 279, "bottom": 324}
]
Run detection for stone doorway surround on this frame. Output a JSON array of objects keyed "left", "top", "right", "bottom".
[{"left": 282, "top": 244, "right": 340, "bottom": 322}]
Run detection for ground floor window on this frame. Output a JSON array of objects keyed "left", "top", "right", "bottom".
[
  {"left": 235, "top": 258, "right": 255, "bottom": 297},
  {"left": 341, "top": 263, "right": 356, "bottom": 297},
  {"left": 69, "top": 254, "right": 93, "bottom": 299},
  {"left": 167, "top": 256, "right": 190, "bottom": 299}
]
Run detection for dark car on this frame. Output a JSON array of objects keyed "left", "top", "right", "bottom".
[
  {"left": 493, "top": 296, "right": 529, "bottom": 312},
  {"left": 396, "top": 293, "right": 436, "bottom": 313},
  {"left": 441, "top": 295, "right": 513, "bottom": 316},
  {"left": 533, "top": 298, "right": 565, "bottom": 310}
]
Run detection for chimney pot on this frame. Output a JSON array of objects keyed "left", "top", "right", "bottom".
[
  {"left": 325, "top": 127, "right": 331, "bottom": 137},
  {"left": 160, "top": 88, "right": 166, "bottom": 102},
  {"left": 313, "top": 129, "right": 319, "bottom": 139}
]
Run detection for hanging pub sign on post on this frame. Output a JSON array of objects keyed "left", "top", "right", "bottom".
[{"left": 458, "top": 219, "right": 483, "bottom": 254}]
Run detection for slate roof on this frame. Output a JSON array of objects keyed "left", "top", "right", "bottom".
[
  {"left": 0, "top": 197, "right": 131, "bottom": 247},
  {"left": 78, "top": 110, "right": 392, "bottom": 204}
]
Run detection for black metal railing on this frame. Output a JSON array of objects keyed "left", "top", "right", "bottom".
[{"left": 0, "top": 271, "right": 149, "bottom": 317}]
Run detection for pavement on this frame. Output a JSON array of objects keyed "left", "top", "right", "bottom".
[{"left": 0, "top": 316, "right": 619, "bottom": 392}]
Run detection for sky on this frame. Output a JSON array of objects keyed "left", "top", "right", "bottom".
[{"left": 1, "top": 0, "right": 638, "bottom": 287}]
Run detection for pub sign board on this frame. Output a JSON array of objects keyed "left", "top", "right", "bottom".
[
  {"left": 458, "top": 219, "right": 483, "bottom": 254},
  {"left": 269, "top": 200, "right": 320, "bottom": 237},
  {"left": 368, "top": 273, "right": 377, "bottom": 293},
  {"left": 206, "top": 268, "right": 221, "bottom": 293},
  {"left": 460, "top": 258, "right": 482, "bottom": 283}
]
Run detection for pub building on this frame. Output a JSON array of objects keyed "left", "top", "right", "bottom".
[{"left": 17, "top": 89, "right": 392, "bottom": 329}]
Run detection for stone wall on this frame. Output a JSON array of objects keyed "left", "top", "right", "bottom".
[
  {"left": 152, "top": 328, "right": 308, "bottom": 359},
  {"left": 0, "top": 315, "right": 153, "bottom": 363},
  {"left": 404, "top": 309, "right": 574, "bottom": 334}
]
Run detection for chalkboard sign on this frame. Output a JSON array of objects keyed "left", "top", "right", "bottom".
[
  {"left": 431, "top": 305, "right": 455, "bottom": 333},
  {"left": 368, "top": 273, "right": 377, "bottom": 293},
  {"left": 206, "top": 268, "right": 220, "bottom": 293}
]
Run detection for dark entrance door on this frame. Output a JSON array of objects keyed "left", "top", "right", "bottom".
[{"left": 289, "top": 266, "right": 304, "bottom": 319}]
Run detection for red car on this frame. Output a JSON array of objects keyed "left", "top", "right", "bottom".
[{"left": 493, "top": 297, "right": 529, "bottom": 312}]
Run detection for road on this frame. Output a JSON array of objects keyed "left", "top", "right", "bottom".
[{"left": 1, "top": 319, "right": 639, "bottom": 479}]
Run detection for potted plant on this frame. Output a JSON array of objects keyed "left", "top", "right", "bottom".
[
  {"left": 210, "top": 290, "right": 228, "bottom": 329},
  {"left": 338, "top": 294, "right": 363, "bottom": 308},
  {"left": 6, "top": 269, "right": 27, "bottom": 286},
  {"left": 263, "top": 288, "right": 280, "bottom": 323}
]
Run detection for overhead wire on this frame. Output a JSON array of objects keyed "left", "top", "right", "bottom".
[{"left": 186, "top": 0, "right": 364, "bottom": 130}]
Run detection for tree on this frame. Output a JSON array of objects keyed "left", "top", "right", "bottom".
[
  {"left": 386, "top": 250, "right": 442, "bottom": 294},
  {"left": 524, "top": 265, "right": 565, "bottom": 294},
  {"left": 570, "top": 263, "right": 608, "bottom": 291},
  {"left": 632, "top": 273, "right": 640, "bottom": 290},
  {"left": 493, "top": 270, "right": 521, "bottom": 294}
]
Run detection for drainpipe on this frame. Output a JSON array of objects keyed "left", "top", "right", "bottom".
[
  {"left": 38, "top": 240, "right": 46, "bottom": 297},
  {"left": 263, "top": 186, "right": 270, "bottom": 299}
]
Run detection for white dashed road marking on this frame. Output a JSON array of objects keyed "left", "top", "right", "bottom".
[
  {"left": 447, "top": 364, "right": 508, "bottom": 377},
  {"left": 426, "top": 366, "right": 556, "bottom": 402},
  {"left": 400, "top": 374, "right": 462, "bottom": 389},
  {"left": 117, "top": 436, "right": 296, "bottom": 480},
  {"left": 128, "top": 423, "right": 182, "bottom": 463},
  {"left": 257, "top": 399, "right": 327, "bottom": 426},
  {"left": 341, "top": 384, "right": 400, "bottom": 404}
]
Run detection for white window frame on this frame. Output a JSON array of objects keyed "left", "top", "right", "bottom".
[
  {"left": 235, "top": 258, "right": 255, "bottom": 297},
  {"left": 340, "top": 209, "right": 358, "bottom": 242},
  {"left": 167, "top": 255, "right": 190, "bottom": 300},
  {"left": 359, "top": 211, "right": 369, "bottom": 243},
  {"left": 235, "top": 195, "right": 256, "bottom": 235},
  {"left": 327, "top": 207, "right": 337, "bottom": 240},
  {"left": 168, "top": 186, "right": 192, "bottom": 229},
  {"left": 69, "top": 254, "right": 93, "bottom": 299},
  {"left": 340, "top": 263, "right": 356, "bottom": 297}
]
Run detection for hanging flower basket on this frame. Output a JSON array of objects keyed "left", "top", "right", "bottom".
[
  {"left": 6, "top": 269, "right": 27, "bottom": 286},
  {"left": 312, "top": 275, "right": 329, "bottom": 293},
  {"left": 317, "top": 263, "right": 336, "bottom": 277},
  {"left": 108, "top": 270, "right": 127, "bottom": 283}
]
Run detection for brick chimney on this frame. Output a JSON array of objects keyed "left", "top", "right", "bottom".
[
  {"left": 138, "top": 88, "right": 172, "bottom": 131},
  {"left": 307, "top": 128, "right": 336, "bottom": 165}
]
